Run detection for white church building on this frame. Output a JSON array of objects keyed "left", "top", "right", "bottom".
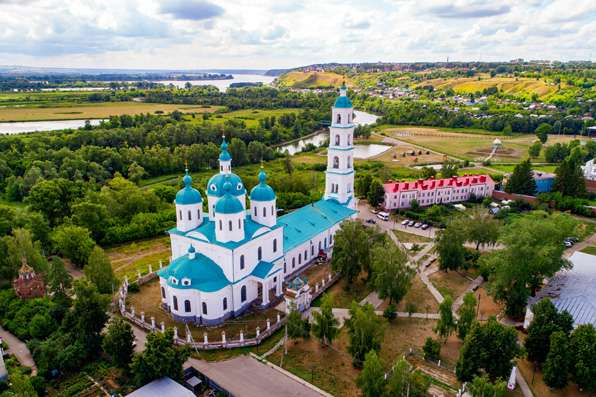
[{"left": 157, "top": 85, "right": 358, "bottom": 325}]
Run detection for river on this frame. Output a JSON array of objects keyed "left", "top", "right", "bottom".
[
  {"left": 156, "top": 74, "right": 276, "bottom": 92},
  {"left": 0, "top": 119, "right": 104, "bottom": 135}
]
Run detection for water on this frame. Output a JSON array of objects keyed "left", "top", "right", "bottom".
[
  {"left": 0, "top": 119, "right": 104, "bottom": 135},
  {"left": 156, "top": 74, "right": 276, "bottom": 92},
  {"left": 278, "top": 110, "right": 381, "bottom": 156}
]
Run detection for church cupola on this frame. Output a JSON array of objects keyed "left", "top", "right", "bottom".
[
  {"left": 214, "top": 179, "right": 245, "bottom": 243},
  {"left": 175, "top": 169, "right": 203, "bottom": 232},
  {"left": 219, "top": 136, "right": 232, "bottom": 174},
  {"left": 250, "top": 168, "right": 277, "bottom": 227}
]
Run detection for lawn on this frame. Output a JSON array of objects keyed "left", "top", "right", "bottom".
[
  {"left": 392, "top": 229, "right": 433, "bottom": 244},
  {"left": 106, "top": 236, "right": 171, "bottom": 281},
  {"left": 415, "top": 76, "right": 560, "bottom": 98},
  {"left": 517, "top": 358, "right": 589, "bottom": 397},
  {"left": 488, "top": 164, "right": 558, "bottom": 173},
  {"left": 378, "top": 274, "right": 440, "bottom": 314},
  {"left": 188, "top": 108, "right": 302, "bottom": 128},
  {"left": 276, "top": 71, "right": 348, "bottom": 89},
  {"left": 0, "top": 102, "right": 218, "bottom": 122},
  {"left": 580, "top": 245, "right": 596, "bottom": 256},
  {"left": 311, "top": 276, "right": 372, "bottom": 308},
  {"left": 428, "top": 270, "right": 475, "bottom": 301}
]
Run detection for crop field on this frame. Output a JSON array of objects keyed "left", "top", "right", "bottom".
[
  {"left": 0, "top": 102, "right": 218, "bottom": 122},
  {"left": 276, "top": 71, "right": 348, "bottom": 88},
  {"left": 415, "top": 76, "right": 561, "bottom": 98},
  {"left": 189, "top": 107, "right": 302, "bottom": 128},
  {"left": 385, "top": 126, "right": 584, "bottom": 163}
]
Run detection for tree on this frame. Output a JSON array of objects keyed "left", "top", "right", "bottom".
[
  {"left": 8, "top": 371, "right": 38, "bottom": 397},
  {"left": 356, "top": 350, "right": 385, "bottom": 397},
  {"left": 543, "top": 331, "right": 571, "bottom": 389},
  {"left": 26, "top": 178, "right": 85, "bottom": 226},
  {"left": 286, "top": 306, "right": 309, "bottom": 341},
  {"left": 569, "top": 324, "right": 596, "bottom": 392},
  {"left": 367, "top": 179, "right": 385, "bottom": 207},
  {"left": 127, "top": 162, "right": 146, "bottom": 184},
  {"left": 421, "top": 166, "right": 437, "bottom": 179},
  {"left": 441, "top": 159, "right": 459, "bottom": 178},
  {"left": 29, "top": 313, "right": 57, "bottom": 340},
  {"left": 528, "top": 141, "right": 542, "bottom": 158},
  {"left": 463, "top": 209, "right": 500, "bottom": 251},
  {"left": 84, "top": 246, "right": 116, "bottom": 294},
  {"left": 371, "top": 242, "right": 413, "bottom": 305},
  {"left": 535, "top": 123, "right": 551, "bottom": 144},
  {"left": 346, "top": 303, "right": 385, "bottom": 368},
  {"left": 355, "top": 174, "right": 372, "bottom": 198},
  {"left": 525, "top": 299, "right": 573, "bottom": 365},
  {"left": 434, "top": 223, "right": 466, "bottom": 271},
  {"left": 4, "top": 228, "right": 48, "bottom": 280},
  {"left": 468, "top": 375, "right": 507, "bottom": 397},
  {"left": 283, "top": 152, "right": 293, "bottom": 175},
  {"left": 435, "top": 295, "right": 456, "bottom": 341},
  {"left": 311, "top": 294, "right": 339, "bottom": 346},
  {"left": 502, "top": 123, "right": 512, "bottom": 135},
  {"left": 486, "top": 212, "right": 577, "bottom": 317},
  {"left": 51, "top": 225, "right": 95, "bottom": 267},
  {"left": 505, "top": 159, "right": 536, "bottom": 195},
  {"left": 456, "top": 317, "right": 521, "bottom": 382},
  {"left": 385, "top": 358, "right": 430, "bottom": 397},
  {"left": 102, "top": 318, "right": 135, "bottom": 368},
  {"left": 423, "top": 337, "right": 441, "bottom": 361},
  {"left": 130, "top": 328, "right": 190, "bottom": 386},
  {"left": 457, "top": 292, "right": 477, "bottom": 340},
  {"left": 553, "top": 157, "right": 586, "bottom": 197},
  {"left": 47, "top": 256, "right": 72, "bottom": 298}
]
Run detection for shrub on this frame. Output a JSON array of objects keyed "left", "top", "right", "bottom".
[
  {"left": 423, "top": 337, "right": 441, "bottom": 361},
  {"left": 383, "top": 304, "right": 397, "bottom": 321}
]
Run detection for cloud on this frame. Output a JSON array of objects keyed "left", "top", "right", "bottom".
[
  {"left": 428, "top": 3, "right": 510, "bottom": 18},
  {"left": 160, "top": 0, "right": 224, "bottom": 21},
  {"left": 343, "top": 16, "right": 371, "bottom": 30}
]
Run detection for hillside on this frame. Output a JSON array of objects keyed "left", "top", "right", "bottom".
[{"left": 276, "top": 71, "right": 348, "bottom": 88}]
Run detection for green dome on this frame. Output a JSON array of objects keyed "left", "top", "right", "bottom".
[
  {"left": 215, "top": 181, "right": 244, "bottom": 214},
  {"left": 207, "top": 173, "right": 245, "bottom": 197},
  {"left": 250, "top": 169, "right": 276, "bottom": 202},
  {"left": 334, "top": 95, "right": 353, "bottom": 108},
  {"left": 175, "top": 170, "right": 202, "bottom": 205}
]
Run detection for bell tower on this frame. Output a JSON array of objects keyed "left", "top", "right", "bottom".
[{"left": 324, "top": 83, "right": 356, "bottom": 208}]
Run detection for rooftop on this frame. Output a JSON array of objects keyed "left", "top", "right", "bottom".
[
  {"left": 384, "top": 174, "right": 494, "bottom": 193},
  {"left": 126, "top": 377, "right": 195, "bottom": 397}
]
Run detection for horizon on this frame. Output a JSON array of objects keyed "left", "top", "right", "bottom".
[{"left": 0, "top": 0, "right": 594, "bottom": 69}]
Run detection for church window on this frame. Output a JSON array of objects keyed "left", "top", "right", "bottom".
[
  {"left": 335, "top": 135, "right": 340, "bottom": 146},
  {"left": 241, "top": 286, "right": 247, "bottom": 302},
  {"left": 161, "top": 287, "right": 165, "bottom": 298},
  {"left": 185, "top": 300, "right": 191, "bottom": 313},
  {"left": 336, "top": 113, "right": 341, "bottom": 124},
  {"left": 304, "top": 249, "right": 308, "bottom": 260},
  {"left": 271, "top": 206, "right": 274, "bottom": 215},
  {"left": 179, "top": 210, "right": 182, "bottom": 220},
  {"left": 197, "top": 209, "right": 200, "bottom": 219},
  {"left": 219, "top": 220, "right": 222, "bottom": 230},
  {"left": 173, "top": 296, "right": 178, "bottom": 311},
  {"left": 273, "top": 239, "right": 277, "bottom": 253},
  {"left": 330, "top": 234, "right": 334, "bottom": 244},
  {"left": 229, "top": 220, "right": 232, "bottom": 231},
  {"left": 292, "top": 258, "right": 295, "bottom": 269},
  {"left": 333, "top": 156, "right": 339, "bottom": 169},
  {"left": 202, "top": 302, "right": 208, "bottom": 315},
  {"left": 263, "top": 207, "right": 266, "bottom": 217},
  {"left": 210, "top": 184, "right": 216, "bottom": 192},
  {"left": 254, "top": 207, "right": 257, "bottom": 216},
  {"left": 188, "top": 210, "right": 191, "bottom": 221},
  {"left": 347, "top": 157, "right": 351, "bottom": 168},
  {"left": 284, "top": 263, "right": 286, "bottom": 273},
  {"left": 311, "top": 245, "right": 314, "bottom": 256},
  {"left": 223, "top": 298, "right": 228, "bottom": 311},
  {"left": 238, "top": 219, "right": 242, "bottom": 229},
  {"left": 240, "top": 255, "right": 245, "bottom": 270},
  {"left": 220, "top": 165, "right": 223, "bottom": 172},
  {"left": 298, "top": 253, "right": 302, "bottom": 264},
  {"left": 237, "top": 182, "right": 243, "bottom": 190},
  {"left": 258, "top": 247, "right": 262, "bottom": 261},
  {"left": 318, "top": 241, "right": 321, "bottom": 251},
  {"left": 324, "top": 237, "right": 327, "bottom": 247}
]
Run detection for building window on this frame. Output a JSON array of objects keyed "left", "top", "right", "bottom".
[
  {"left": 292, "top": 257, "right": 295, "bottom": 269},
  {"left": 347, "top": 157, "right": 351, "bottom": 168},
  {"left": 336, "top": 113, "right": 341, "bottom": 124},
  {"left": 273, "top": 239, "right": 277, "bottom": 253},
  {"left": 161, "top": 287, "right": 165, "bottom": 298},
  {"left": 202, "top": 302, "right": 208, "bottom": 315},
  {"left": 271, "top": 206, "right": 274, "bottom": 215},
  {"left": 318, "top": 241, "right": 321, "bottom": 251},
  {"left": 223, "top": 298, "right": 228, "bottom": 311},
  {"left": 197, "top": 209, "right": 200, "bottom": 219},
  {"left": 304, "top": 249, "right": 308, "bottom": 260},
  {"left": 324, "top": 237, "right": 327, "bottom": 247},
  {"left": 188, "top": 210, "right": 191, "bottom": 220},
  {"left": 298, "top": 253, "right": 302, "bottom": 264},
  {"left": 240, "top": 255, "right": 245, "bottom": 270},
  {"left": 258, "top": 247, "right": 262, "bottom": 261},
  {"left": 241, "top": 285, "right": 247, "bottom": 302},
  {"left": 238, "top": 219, "right": 242, "bottom": 229},
  {"left": 333, "top": 156, "right": 339, "bottom": 169},
  {"left": 254, "top": 207, "right": 257, "bottom": 216},
  {"left": 219, "top": 220, "right": 222, "bottom": 230},
  {"left": 311, "top": 245, "right": 314, "bottom": 256},
  {"left": 173, "top": 296, "right": 178, "bottom": 311},
  {"left": 263, "top": 207, "right": 266, "bottom": 217},
  {"left": 335, "top": 135, "right": 340, "bottom": 145},
  {"left": 179, "top": 210, "right": 182, "bottom": 220},
  {"left": 184, "top": 300, "right": 191, "bottom": 313}
]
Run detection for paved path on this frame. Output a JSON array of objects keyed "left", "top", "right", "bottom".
[
  {"left": 452, "top": 276, "right": 484, "bottom": 313},
  {"left": 0, "top": 326, "right": 37, "bottom": 375},
  {"left": 515, "top": 367, "right": 535, "bottom": 397},
  {"left": 360, "top": 291, "right": 383, "bottom": 309}
]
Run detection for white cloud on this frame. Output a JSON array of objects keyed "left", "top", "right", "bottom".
[{"left": 0, "top": 0, "right": 593, "bottom": 69}]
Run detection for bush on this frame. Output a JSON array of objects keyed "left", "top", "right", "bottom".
[
  {"left": 127, "top": 282, "right": 140, "bottom": 293},
  {"left": 383, "top": 304, "right": 397, "bottom": 321},
  {"left": 423, "top": 337, "right": 441, "bottom": 361}
]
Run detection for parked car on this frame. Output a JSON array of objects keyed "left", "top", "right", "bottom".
[
  {"left": 408, "top": 220, "right": 415, "bottom": 227},
  {"left": 366, "top": 219, "right": 377, "bottom": 224},
  {"left": 564, "top": 240, "right": 574, "bottom": 248},
  {"left": 401, "top": 220, "right": 409, "bottom": 226},
  {"left": 414, "top": 222, "right": 422, "bottom": 228},
  {"left": 377, "top": 212, "right": 390, "bottom": 221},
  {"left": 421, "top": 224, "right": 430, "bottom": 230}
]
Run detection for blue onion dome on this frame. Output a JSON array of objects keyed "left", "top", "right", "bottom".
[
  {"left": 250, "top": 168, "right": 276, "bottom": 202},
  {"left": 334, "top": 83, "right": 352, "bottom": 108},
  {"left": 207, "top": 172, "right": 245, "bottom": 197},
  {"left": 175, "top": 169, "right": 202, "bottom": 205},
  {"left": 215, "top": 180, "right": 244, "bottom": 214},
  {"left": 219, "top": 136, "right": 232, "bottom": 161}
]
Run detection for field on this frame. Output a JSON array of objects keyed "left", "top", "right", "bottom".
[
  {"left": 276, "top": 71, "right": 348, "bottom": 89},
  {"left": 0, "top": 102, "right": 218, "bottom": 122},
  {"left": 106, "top": 236, "right": 171, "bottom": 281},
  {"left": 189, "top": 107, "right": 301, "bottom": 128}
]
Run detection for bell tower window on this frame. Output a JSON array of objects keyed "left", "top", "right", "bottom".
[
  {"left": 335, "top": 135, "right": 340, "bottom": 146},
  {"left": 333, "top": 156, "right": 339, "bottom": 169},
  {"left": 336, "top": 113, "right": 341, "bottom": 124}
]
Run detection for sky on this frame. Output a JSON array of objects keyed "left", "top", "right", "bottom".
[{"left": 0, "top": 0, "right": 594, "bottom": 70}]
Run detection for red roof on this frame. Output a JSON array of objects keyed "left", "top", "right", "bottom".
[{"left": 384, "top": 174, "right": 494, "bottom": 193}]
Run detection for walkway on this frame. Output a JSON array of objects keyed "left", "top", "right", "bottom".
[{"left": 0, "top": 326, "right": 37, "bottom": 375}]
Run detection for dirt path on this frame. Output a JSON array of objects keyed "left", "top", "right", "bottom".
[{"left": 0, "top": 326, "right": 37, "bottom": 375}]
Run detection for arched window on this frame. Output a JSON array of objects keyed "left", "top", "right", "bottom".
[
  {"left": 223, "top": 297, "right": 228, "bottom": 311},
  {"left": 258, "top": 247, "right": 262, "bottom": 261},
  {"left": 238, "top": 219, "right": 241, "bottom": 228},
  {"left": 179, "top": 210, "right": 182, "bottom": 220},
  {"left": 311, "top": 245, "right": 314, "bottom": 256},
  {"left": 336, "top": 113, "right": 341, "bottom": 124},
  {"left": 263, "top": 207, "right": 266, "bottom": 217},
  {"left": 241, "top": 285, "right": 247, "bottom": 302},
  {"left": 298, "top": 253, "right": 302, "bottom": 264},
  {"left": 292, "top": 257, "right": 295, "bottom": 269},
  {"left": 240, "top": 255, "right": 245, "bottom": 270},
  {"left": 254, "top": 207, "right": 257, "bottom": 216},
  {"left": 202, "top": 302, "right": 208, "bottom": 315},
  {"left": 197, "top": 209, "right": 201, "bottom": 219},
  {"left": 161, "top": 287, "right": 165, "bottom": 298},
  {"left": 271, "top": 206, "right": 274, "bottom": 215},
  {"left": 229, "top": 220, "right": 232, "bottom": 231},
  {"left": 188, "top": 210, "right": 191, "bottom": 221},
  {"left": 173, "top": 295, "right": 178, "bottom": 311},
  {"left": 219, "top": 220, "right": 222, "bottom": 230},
  {"left": 184, "top": 300, "right": 191, "bottom": 312},
  {"left": 335, "top": 134, "right": 340, "bottom": 145},
  {"left": 318, "top": 241, "right": 321, "bottom": 251},
  {"left": 273, "top": 239, "right": 277, "bottom": 253},
  {"left": 347, "top": 157, "right": 351, "bottom": 168},
  {"left": 304, "top": 249, "right": 308, "bottom": 260},
  {"left": 333, "top": 156, "right": 339, "bottom": 169},
  {"left": 324, "top": 237, "right": 327, "bottom": 247}
]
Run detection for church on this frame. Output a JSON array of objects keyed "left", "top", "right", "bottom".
[{"left": 158, "top": 85, "right": 358, "bottom": 325}]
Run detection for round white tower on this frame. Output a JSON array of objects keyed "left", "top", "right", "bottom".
[
  {"left": 214, "top": 179, "right": 246, "bottom": 243},
  {"left": 250, "top": 168, "right": 277, "bottom": 227},
  {"left": 324, "top": 83, "right": 356, "bottom": 208},
  {"left": 175, "top": 169, "right": 203, "bottom": 232}
]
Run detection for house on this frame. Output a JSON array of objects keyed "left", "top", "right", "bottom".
[
  {"left": 531, "top": 171, "right": 556, "bottom": 193},
  {"left": 126, "top": 377, "right": 195, "bottom": 397},
  {"left": 382, "top": 175, "right": 495, "bottom": 210},
  {"left": 583, "top": 158, "right": 596, "bottom": 181}
]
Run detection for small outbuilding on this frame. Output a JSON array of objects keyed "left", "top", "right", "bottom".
[
  {"left": 125, "top": 377, "right": 195, "bottom": 397},
  {"left": 13, "top": 260, "right": 45, "bottom": 299}
]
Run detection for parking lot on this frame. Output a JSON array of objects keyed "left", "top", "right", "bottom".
[{"left": 357, "top": 201, "right": 437, "bottom": 239}]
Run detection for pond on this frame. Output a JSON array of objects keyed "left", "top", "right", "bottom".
[
  {"left": 353, "top": 143, "right": 391, "bottom": 159},
  {"left": 155, "top": 74, "right": 276, "bottom": 92},
  {"left": 0, "top": 119, "right": 104, "bottom": 135}
]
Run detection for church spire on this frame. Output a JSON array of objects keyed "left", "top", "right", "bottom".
[{"left": 219, "top": 134, "right": 232, "bottom": 174}]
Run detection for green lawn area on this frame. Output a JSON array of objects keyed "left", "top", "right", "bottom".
[
  {"left": 392, "top": 229, "right": 433, "bottom": 244},
  {"left": 311, "top": 277, "right": 372, "bottom": 309},
  {"left": 580, "top": 245, "right": 596, "bottom": 255},
  {"left": 488, "top": 164, "right": 558, "bottom": 173},
  {"left": 106, "top": 236, "right": 171, "bottom": 281},
  {"left": 185, "top": 108, "right": 301, "bottom": 128}
]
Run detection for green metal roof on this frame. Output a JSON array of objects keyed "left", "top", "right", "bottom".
[
  {"left": 250, "top": 169, "right": 276, "bottom": 202},
  {"left": 278, "top": 199, "right": 357, "bottom": 252},
  {"left": 175, "top": 171, "right": 202, "bottom": 205},
  {"left": 157, "top": 247, "right": 231, "bottom": 292}
]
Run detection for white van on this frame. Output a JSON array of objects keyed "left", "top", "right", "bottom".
[{"left": 377, "top": 211, "right": 390, "bottom": 221}]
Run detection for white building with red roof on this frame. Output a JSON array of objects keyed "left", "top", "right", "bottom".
[{"left": 382, "top": 175, "right": 495, "bottom": 210}]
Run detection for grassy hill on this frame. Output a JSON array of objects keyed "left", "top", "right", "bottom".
[{"left": 276, "top": 71, "right": 348, "bottom": 89}]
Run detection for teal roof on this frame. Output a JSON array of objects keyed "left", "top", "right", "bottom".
[
  {"left": 207, "top": 173, "right": 245, "bottom": 197},
  {"left": 215, "top": 182, "right": 244, "bottom": 214},
  {"left": 334, "top": 95, "right": 353, "bottom": 108},
  {"left": 250, "top": 169, "right": 276, "bottom": 202},
  {"left": 278, "top": 199, "right": 357, "bottom": 251},
  {"left": 219, "top": 137, "right": 231, "bottom": 161},
  {"left": 252, "top": 261, "right": 275, "bottom": 279},
  {"left": 175, "top": 170, "right": 202, "bottom": 205},
  {"left": 157, "top": 248, "right": 231, "bottom": 292}
]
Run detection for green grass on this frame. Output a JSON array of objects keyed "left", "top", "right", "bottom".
[
  {"left": 187, "top": 108, "right": 301, "bottom": 128},
  {"left": 488, "top": 164, "right": 557, "bottom": 173},
  {"left": 580, "top": 246, "right": 596, "bottom": 255}
]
